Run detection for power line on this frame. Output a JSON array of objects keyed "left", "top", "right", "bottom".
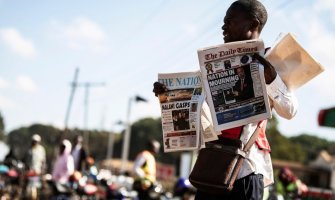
[{"left": 62, "top": 67, "right": 80, "bottom": 140}]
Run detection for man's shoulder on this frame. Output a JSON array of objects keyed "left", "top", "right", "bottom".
[
  {"left": 36, "top": 144, "right": 46, "bottom": 152},
  {"left": 141, "top": 150, "right": 154, "bottom": 158}
]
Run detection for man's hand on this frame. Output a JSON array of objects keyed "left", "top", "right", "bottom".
[
  {"left": 253, "top": 53, "right": 277, "bottom": 84},
  {"left": 153, "top": 82, "right": 168, "bottom": 97}
]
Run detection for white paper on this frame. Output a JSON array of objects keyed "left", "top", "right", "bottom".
[{"left": 265, "top": 33, "right": 325, "bottom": 90}]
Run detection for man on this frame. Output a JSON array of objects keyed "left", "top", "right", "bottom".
[
  {"left": 233, "top": 66, "right": 255, "bottom": 101},
  {"left": 26, "top": 134, "right": 46, "bottom": 175},
  {"left": 132, "top": 140, "right": 161, "bottom": 200},
  {"left": 71, "top": 135, "right": 87, "bottom": 172},
  {"left": 154, "top": 0, "right": 298, "bottom": 199}
]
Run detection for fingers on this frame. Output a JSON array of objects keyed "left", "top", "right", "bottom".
[
  {"left": 253, "top": 53, "right": 277, "bottom": 84},
  {"left": 153, "top": 82, "right": 168, "bottom": 96},
  {"left": 253, "top": 53, "right": 268, "bottom": 66},
  {"left": 153, "top": 82, "right": 164, "bottom": 88}
]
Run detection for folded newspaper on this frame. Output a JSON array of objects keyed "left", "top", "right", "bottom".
[
  {"left": 265, "top": 32, "right": 324, "bottom": 90},
  {"left": 157, "top": 71, "right": 205, "bottom": 152},
  {"left": 198, "top": 39, "right": 271, "bottom": 131}
]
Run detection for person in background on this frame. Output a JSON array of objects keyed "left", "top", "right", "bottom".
[
  {"left": 4, "top": 147, "right": 18, "bottom": 168},
  {"left": 25, "top": 134, "right": 46, "bottom": 175},
  {"left": 132, "top": 140, "right": 161, "bottom": 200},
  {"left": 71, "top": 135, "right": 87, "bottom": 172},
  {"left": 276, "top": 167, "right": 308, "bottom": 200},
  {"left": 85, "top": 156, "right": 98, "bottom": 182},
  {"left": 52, "top": 139, "right": 74, "bottom": 185}
]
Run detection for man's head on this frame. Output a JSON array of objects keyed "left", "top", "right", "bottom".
[
  {"left": 236, "top": 67, "right": 246, "bottom": 79},
  {"left": 31, "top": 134, "right": 41, "bottom": 146},
  {"left": 279, "top": 167, "right": 297, "bottom": 185},
  {"left": 222, "top": 0, "right": 267, "bottom": 43},
  {"left": 147, "top": 140, "right": 161, "bottom": 154},
  {"left": 75, "top": 135, "right": 83, "bottom": 145},
  {"left": 60, "top": 139, "right": 72, "bottom": 155}
]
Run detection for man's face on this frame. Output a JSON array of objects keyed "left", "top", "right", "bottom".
[
  {"left": 32, "top": 140, "right": 38, "bottom": 147},
  {"left": 222, "top": 7, "right": 253, "bottom": 43}
]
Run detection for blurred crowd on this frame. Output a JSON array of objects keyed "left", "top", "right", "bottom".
[
  {"left": 1, "top": 133, "right": 314, "bottom": 200},
  {"left": 0, "top": 134, "right": 197, "bottom": 200}
]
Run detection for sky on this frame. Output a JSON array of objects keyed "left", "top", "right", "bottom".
[{"left": 0, "top": 0, "right": 335, "bottom": 141}]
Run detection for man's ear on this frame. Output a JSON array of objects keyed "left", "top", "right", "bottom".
[{"left": 250, "top": 18, "right": 260, "bottom": 32}]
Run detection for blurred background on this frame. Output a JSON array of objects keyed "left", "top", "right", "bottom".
[{"left": 0, "top": 0, "right": 335, "bottom": 199}]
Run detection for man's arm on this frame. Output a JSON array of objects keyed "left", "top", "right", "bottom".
[
  {"left": 133, "top": 154, "right": 146, "bottom": 178},
  {"left": 266, "top": 76, "right": 298, "bottom": 119},
  {"left": 254, "top": 53, "right": 298, "bottom": 119}
]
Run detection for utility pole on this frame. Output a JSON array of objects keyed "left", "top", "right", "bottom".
[
  {"left": 77, "top": 82, "right": 106, "bottom": 148},
  {"left": 120, "top": 95, "right": 147, "bottom": 173},
  {"left": 63, "top": 68, "right": 80, "bottom": 140},
  {"left": 106, "top": 121, "right": 123, "bottom": 160}
]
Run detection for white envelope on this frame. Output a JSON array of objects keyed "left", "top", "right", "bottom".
[{"left": 265, "top": 33, "right": 324, "bottom": 90}]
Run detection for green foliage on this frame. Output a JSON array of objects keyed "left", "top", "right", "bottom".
[
  {"left": 6, "top": 118, "right": 179, "bottom": 173},
  {"left": 7, "top": 124, "right": 62, "bottom": 171},
  {"left": 290, "top": 134, "right": 335, "bottom": 161},
  {"left": 85, "top": 129, "right": 110, "bottom": 161},
  {"left": 0, "top": 111, "right": 5, "bottom": 140},
  {"left": 126, "top": 117, "right": 180, "bottom": 165},
  {"left": 266, "top": 116, "right": 307, "bottom": 163},
  {"left": 7, "top": 115, "right": 334, "bottom": 176},
  {"left": 266, "top": 116, "right": 335, "bottom": 164}
]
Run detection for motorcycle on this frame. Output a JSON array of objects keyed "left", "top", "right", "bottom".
[
  {"left": 173, "top": 178, "right": 196, "bottom": 200},
  {"left": 0, "top": 161, "right": 25, "bottom": 200},
  {"left": 148, "top": 182, "right": 173, "bottom": 200},
  {"left": 45, "top": 174, "right": 75, "bottom": 200},
  {"left": 74, "top": 172, "right": 98, "bottom": 200},
  {"left": 97, "top": 170, "right": 138, "bottom": 200}
]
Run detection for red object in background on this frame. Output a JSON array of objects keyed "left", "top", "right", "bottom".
[
  {"left": 318, "top": 109, "right": 326, "bottom": 126},
  {"left": 7, "top": 169, "right": 18, "bottom": 177},
  {"left": 26, "top": 170, "right": 37, "bottom": 177},
  {"left": 318, "top": 107, "right": 335, "bottom": 128},
  {"left": 156, "top": 164, "right": 175, "bottom": 181}
]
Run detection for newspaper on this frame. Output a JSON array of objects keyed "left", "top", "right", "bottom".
[
  {"left": 265, "top": 32, "right": 324, "bottom": 90},
  {"left": 157, "top": 71, "right": 205, "bottom": 152},
  {"left": 198, "top": 39, "right": 271, "bottom": 131}
]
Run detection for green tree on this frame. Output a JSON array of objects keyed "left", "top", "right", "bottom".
[
  {"left": 109, "top": 117, "right": 180, "bottom": 167},
  {"left": 266, "top": 116, "right": 307, "bottom": 163},
  {"left": 7, "top": 124, "right": 62, "bottom": 171},
  {"left": 0, "top": 111, "right": 5, "bottom": 140},
  {"left": 126, "top": 117, "right": 179, "bottom": 165},
  {"left": 290, "top": 134, "right": 335, "bottom": 162},
  {"left": 85, "top": 129, "right": 110, "bottom": 161},
  {"left": 5, "top": 119, "right": 180, "bottom": 173},
  {"left": 128, "top": 117, "right": 162, "bottom": 160}
]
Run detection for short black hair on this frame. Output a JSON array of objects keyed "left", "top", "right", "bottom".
[
  {"left": 231, "top": 0, "right": 268, "bottom": 32},
  {"left": 147, "top": 139, "right": 160, "bottom": 153}
]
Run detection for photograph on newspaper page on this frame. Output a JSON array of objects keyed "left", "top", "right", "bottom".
[
  {"left": 157, "top": 71, "right": 204, "bottom": 152},
  {"left": 198, "top": 39, "right": 271, "bottom": 131}
]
